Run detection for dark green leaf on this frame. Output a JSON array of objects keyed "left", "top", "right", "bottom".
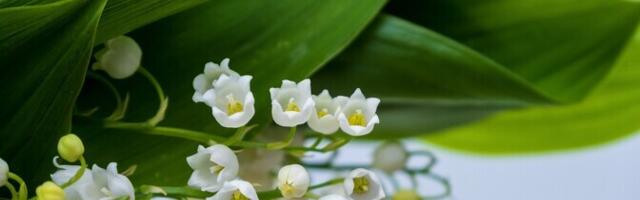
[
  {"left": 0, "top": 0, "right": 106, "bottom": 188},
  {"left": 424, "top": 27, "right": 640, "bottom": 153}
]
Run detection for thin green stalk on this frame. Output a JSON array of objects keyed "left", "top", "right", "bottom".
[
  {"left": 5, "top": 182, "right": 18, "bottom": 200},
  {"left": 310, "top": 135, "right": 324, "bottom": 148},
  {"left": 86, "top": 71, "right": 128, "bottom": 121},
  {"left": 61, "top": 156, "right": 87, "bottom": 188},
  {"left": 309, "top": 178, "right": 343, "bottom": 190},
  {"left": 138, "top": 67, "right": 169, "bottom": 126},
  {"left": 8, "top": 173, "right": 26, "bottom": 200},
  {"left": 224, "top": 125, "right": 258, "bottom": 145},
  {"left": 266, "top": 126, "right": 297, "bottom": 149}
]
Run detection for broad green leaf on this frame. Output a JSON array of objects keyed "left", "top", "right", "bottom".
[
  {"left": 0, "top": 0, "right": 84, "bottom": 52},
  {"left": 424, "top": 27, "right": 640, "bottom": 153},
  {"left": 74, "top": 0, "right": 386, "bottom": 185},
  {"left": 95, "top": 0, "right": 208, "bottom": 43},
  {"left": 312, "top": 0, "right": 640, "bottom": 139},
  {"left": 0, "top": 0, "right": 106, "bottom": 187}
]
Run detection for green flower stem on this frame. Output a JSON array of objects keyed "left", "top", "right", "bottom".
[
  {"left": 61, "top": 156, "right": 87, "bottom": 188},
  {"left": 224, "top": 125, "right": 258, "bottom": 145},
  {"left": 266, "top": 126, "right": 297, "bottom": 150},
  {"left": 309, "top": 178, "right": 343, "bottom": 190},
  {"left": 5, "top": 182, "right": 18, "bottom": 200},
  {"left": 86, "top": 71, "right": 128, "bottom": 121},
  {"left": 310, "top": 135, "right": 324, "bottom": 148},
  {"left": 408, "top": 172, "right": 451, "bottom": 200},
  {"left": 137, "top": 67, "right": 169, "bottom": 126},
  {"left": 8, "top": 173, "right": 27, "bottom": 200}
]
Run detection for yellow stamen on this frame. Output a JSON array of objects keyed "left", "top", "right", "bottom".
[
  {"left": 210, "top": 165, "right": 224, "bottom": 174},
  {"left": 348, "top": 109, "right": 366, "bottom": 126},
  {"left": 281, "top": 182, "right": 296, "bottom": 196},
  {"left": 317, "top": 108, "right": 329, "bottom": 118},
  {"left": 226, "top": 94, "right": 243, "bottom": 115},
  {"left": 285, "top": 98, "right": 300, "bottom": 112},
  {"left": 232, "top": 190, "right": 249, "bottom": 200},
  {"left": 353, "top": 176, "right": 369, "bottom": 194}
]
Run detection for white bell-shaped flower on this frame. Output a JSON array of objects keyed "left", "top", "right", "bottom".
[
  {"left": 372, "top": 141, "right": 408, "bottom": 173},
  {"left": 51, "top": 158, "right": 135, "bottom": 200},
  {"left": 344, "top": 168, "right": 385, "bottom": 200},
  {"left": 0, "top": 158, "right": 8, "bottom": 187},
  {"left": 201, "top": 74, "right": 255, "bottom": 128},
  {"left": 307, "top": 90, "right": 341, "bottom": 134},
  {"left": 336, "top": 89, "right": 380, "bottom": 136},
  {"left": 187, "top": 145, "right": 239, "bottom": 192},
  {"left": 270, "top": 79, "right": 315, "bottom": 127},
  {"left": 206, "top": 179, "right": 258, "bottom": 200},
  {"left": 277, "top": 164, "right": 310, "bottom": 198},
  {"left": 193, "top": 58, "right": 240, "bottom": 104},
  {"left": 319, "top": 194, "right": 349, "bottom": 200},
  {"left": 92, "top": 36, "right": 142, "bottom": 79}
]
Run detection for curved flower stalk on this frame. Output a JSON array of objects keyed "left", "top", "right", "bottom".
[
  {"left": 51, "top": 160, "right": 135, "bottom": 200},
  {"left": 270, "top": 79, "right": 315, "bottom": 127},
  {"left": 277, "top": 164, "right": 310, "bottom": 198},
  {"left": 308, "top": 90, "right": 341, "bottom": 134},
  {"left": 193, "top": 58, "right": 240, "bottom": 104},
  {"left": 187, "top": 145, "right": 240, "bottom": 192},
  {"left": 92, "top": 36, "right": 142, "bottom": 79},
  {"left": 202, "top": 74, "right": 255, "bottom": 128},
  {"left": 207, "top": 179, "right": 258, "bottom": 200},
  {"left": 336, "top": 89, "right": 380, "bottom": 136},
  {"left": 343, "top": 168, "right": 385, "bottom": 200}
]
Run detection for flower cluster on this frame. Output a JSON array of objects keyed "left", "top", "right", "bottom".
[
  {"left": 185, "top": 143, "right": 385, "bottom": 200},
  {"left": 193, "top": 58, "right": 381, "bottom": 136}
]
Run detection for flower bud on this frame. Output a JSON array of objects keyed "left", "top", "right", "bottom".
[
  {"left": 372, "top": 141, "right": 408, "bottom": 173},
  {"left": 0, "top": 158, "right": 8, "bottom": 187},
  {"left": 36, "top": 181, "right": 65, "bottom": 200},
  {"left": 57, "top": 134, "right": 84, "bottom": 162},
  {"left": 392, "top": 189, "right": 420, "bottom": 200},
  {"left": 92, "top": 36, "right": 142, "bottom": 79}
]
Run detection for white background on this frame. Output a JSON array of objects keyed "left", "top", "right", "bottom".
[{"left": 306, "top": 133, "right": 640, "bottom": 200}]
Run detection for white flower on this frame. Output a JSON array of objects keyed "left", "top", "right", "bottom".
[
  {"left": 319, "top": 194, "right": 349, "bottom": 200},
  {"left": 187, "top": 145, "right": 239, "bottom": 192},
  {"left": 207, "top": 179, "right": 258, "bottom": 200},
  {"left": 51, "top": 158, "right": 135, "bottom": 200},
  {"left": 336, "top": 89, "right": 380, "bottom": 136},
  {"left": 344, "top": 168, "right": 385, "bottom": 200},
  {"left": 193, "top": 58, "right": 240, "bottom": 103},
  {"left": 307, "top": 90, "right": 341, "bottom": 134},
  {"left": 277, "top": 164, "right": 310, "bottom": 198},
  {"left": 201, "top": 74, "right": 255, "bottom": 128},
  {"left": 372, "top": 141, "right": 408, "bottom": 173},
  {"left": 92, "top": 36, "right": 142, "bottom": 79},
  {"left": 0, "top": 158, "right": 8, "bottom": 187},
  {"left": 270, "top": 79, "right": 315, "bottom": 127}
]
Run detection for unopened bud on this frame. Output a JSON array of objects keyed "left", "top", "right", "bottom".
[
  {"left": 36, "top": 181, "right": 65, "bottom": 200},
  {"left": 57, "top": 134, "right": 84, "bottom": 162}
]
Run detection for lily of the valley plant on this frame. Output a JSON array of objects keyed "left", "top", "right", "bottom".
[{"left": 0, "top": 36, "right": 449, "bottom": 200}]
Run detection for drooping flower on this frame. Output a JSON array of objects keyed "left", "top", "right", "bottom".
[
  {"left": 193, "top": 58, "right": 240, "bottom": 104},
  {"left": 344, "top": 168, "right": 385, "bottom": 200},
  {"left": 319, "top": 194, "right": 349, "bottom": 200},
  {"left": 51, "top": 158, "right": 135, "bottom": 200},
  {"left": 372, "top": 141, "right": 408, "bottom": 173},
  {"left": 277, "top": 164, "right": 310, "bottom": 198},
  {"left": 36, "top": 181, "right": 65, "bottom": 200},
  {"left": 307, "top": 90, "right": 341, "bottom": 134},
  {"left": 206, "top": 179, "right": 258, "bottom": 200},
  {"left": 336, "top": 89, "right": 380, "bottom": 136},
  {"left": 0, "top": 158, "right": 8, "bottom": 187},
  {"left": 201, "top": 74, "right": 255, "bottom": 128},
  {"left": 270, "top": 79, "right": 315, "bottom": 127},
  {"left": 57, "top": 134, "right": 85, "bottom": 163},
  {"left": 92, "top": 36, "right": 142, "bottom": 79},
  {"left": 187, "top": 145, "right": 239, "bottom": 192}
]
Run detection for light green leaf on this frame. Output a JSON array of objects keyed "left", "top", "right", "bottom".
[
  {"left": 311, "top": 0, "right": 640, "bottom": 140},
  {"left": 75, "top": 0, "right": 386, "bottom": 185},
  {"left": 424, "top": 27, "right": 640, "bottom": 153},
  {"left": 0, "top": 0, "right": 106, "bottom": 187}
]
